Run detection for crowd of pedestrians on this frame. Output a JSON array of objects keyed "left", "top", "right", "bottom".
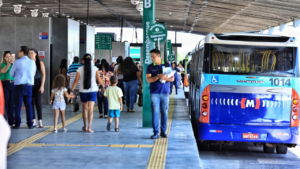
[{"left": 1, "top": 47, "right": 184, "bottom": 137}]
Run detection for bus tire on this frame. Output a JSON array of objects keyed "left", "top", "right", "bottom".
[
  {"left": 276, "top": 145, "right": 288, "bottom": 154},
  {"left": 198, "top": 141, "right": 210, "bottom": 151},
  {"left": 263, "top": 145, "right": 275, "bottom": 153}
]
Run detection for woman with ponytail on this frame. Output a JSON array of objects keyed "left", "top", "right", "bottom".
[{"left": 71, "top": 54, "right": 104, "bottom": 133}]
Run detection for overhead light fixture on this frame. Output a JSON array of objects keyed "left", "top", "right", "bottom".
[
  {"left": 56, "top": 11, "right": 59, "bottom": 13},
  {"left": 170, "top": 26, "right": 173, "bottom": 27},
  {"left": 71, "top": 16, "right": 74, "bottom": 19},
  {"left": 131, "top": 0, "right": 140, "bottom": 5},
  {"left": 26, "top": 1, "right": 30, "bottom": 3},
  {"left": 43, "top": 7, "right": 47, "bottom": 9},
  {"left": 80, "top": 21, "right": 83, "bottom": 23},
  {"left": 84, "top": 23, "right": 87, "bottom": 25},
  {"left": 169, "top": 12, "right": 172, "bottom": 15},
  {"left": 203, "top": 0, "right": 208, "bottom": 3},
  {"left": 93, "top": 26, "right": 96, "bottom": 28},
  {"left": 42, "top": 13, "right": 49, "bottom": 17},
  {"left": 14, "top": 4, "right": 22, "bottom": 14},
  {"left": 202, "top": 4, "right": 207, "bottom": 7},
  {"left": 62, "top": 13, "right": 65, "bottom": 16},
  {"left": 136, "top": 1, "right": 143, "bottom": 11},
  {"left": 0, "top": 0, "right": 3, "bottom": 7},
  {"left": 156, "top": 19, "right": 159, "bottom": 20},
  {"left": 35, "top": 4, "right": 39, "bottom": 7},
  {"left": 24, "top": 15, "right": 27, "bottom": 17},
  {"left": 31, "top": 9, "right": 38, "bottom": 17},
  {"left": 66, "top": 15, "right": 70, "bottom": 18}
]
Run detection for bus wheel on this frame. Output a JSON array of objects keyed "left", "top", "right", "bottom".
[
  {"left": 276, "top": 145, "right": 288, "bottom": 154},
  {"left": 263, "top": 145, "right": 275, "bottom": 153},
  {"left": 198, "top": 141, "right": 210, "bottom": 151}
]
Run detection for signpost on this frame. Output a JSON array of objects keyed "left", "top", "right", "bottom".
[
  {"left": 167, "top": 54, "right": 175, "bottom": 62},
  {"left": 143, "top": 0, "right": 155, "bottom": 128},
  {"left": 148, "top": 23, "right": 167, "bottom": 43},
  {"left": 95, "top": 34, "right": 112, "bottom": 60}
]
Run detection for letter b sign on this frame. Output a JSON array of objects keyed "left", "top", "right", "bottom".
[{"left": 145, "top": 0, "right": 151, "bottom": 8}]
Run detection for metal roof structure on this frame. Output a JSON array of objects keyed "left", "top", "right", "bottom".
[{"left": 1, "top": 0, "right": 300, "bottom": 34}]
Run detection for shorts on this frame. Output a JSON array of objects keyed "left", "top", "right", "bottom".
[
  {"left": 52, "top": 102, "right": 66, "bottom": 111},
  {"left": 109, "top": 110, "right": 120, "bottom": 118},
  {"left": 80, "top": 92, "right": 97, "bottom": 102}
]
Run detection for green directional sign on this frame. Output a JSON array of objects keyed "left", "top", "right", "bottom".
[
  {"left": 148, "top": 23, "right": 167, "bottom": 42},
  {"left": 95, "top": 34, "right": 101, "bottom": 49},
  {"left": 95, "top": 34, "right": 112, "bottom": 50},
  {"left": 167, "top": 54, "right": 176, "bottom": 62}
]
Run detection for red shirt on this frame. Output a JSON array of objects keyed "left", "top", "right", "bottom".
[{"left": 0, "top": 81, "right": 4, "bottom": 116}]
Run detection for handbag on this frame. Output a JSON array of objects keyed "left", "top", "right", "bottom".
[{"left": 137, "top": 85, "right": 143, "bottom": 107}]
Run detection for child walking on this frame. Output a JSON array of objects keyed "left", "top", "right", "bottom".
[
  {"left": 104, "top": 76, "right": 123, "bottom": 132},
  {"left": 50, "top": 74, "right": 74, "bottom": 132}
]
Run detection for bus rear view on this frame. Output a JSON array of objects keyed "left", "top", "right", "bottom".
[{"left": 191, "top": 33, "right": 300, "bottom": 154}]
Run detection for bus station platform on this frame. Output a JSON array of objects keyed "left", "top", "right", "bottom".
[{"left": 7, "top": 90, "right": 200, "bottom": 169}]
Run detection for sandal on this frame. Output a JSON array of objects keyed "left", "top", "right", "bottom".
[
  {"left": 115, "top": 128, "right": 119, "bottom": 132},
  {"left": 104, "top": 115, "right": 108, "bottom": 118},
  {"left": 82, "top": 126, "right": 86, "bottom": 132},
  {"left": 39, "top": 120, "right": 44, "bottom": 128},
  {"left": 63, "top": 128, "right": 68, "bottom": 132},
  {"left": 87, "top": 129, "right": 94, "bottom": 133},
  {"left": 53, "top": 129, "right": 57, "bottom": 133},
  {"left": 99, "top": 114, "right": 104, "bottom": 118}
]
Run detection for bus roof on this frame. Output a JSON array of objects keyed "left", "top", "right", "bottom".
[{"left": 198, "top": 32, "right": 298, "bottom": 48}]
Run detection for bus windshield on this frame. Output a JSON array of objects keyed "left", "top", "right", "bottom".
[{"left": 210, "top": 44, "right": 295, "bottom": 77}]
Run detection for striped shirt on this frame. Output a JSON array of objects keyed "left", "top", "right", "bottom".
[{"left": 67, "top": 63, "right": 82, "bottom": 90}]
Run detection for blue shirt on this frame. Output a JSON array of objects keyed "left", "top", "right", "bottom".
[
  {"left": 172, "top": 67, "right": 180, "bottom": 79},
  {"left": 10, "top": 56, "right": 36, "bottom": 85},
  {"left": 146, "top": 62, "right": 171, "bottom": 94}
]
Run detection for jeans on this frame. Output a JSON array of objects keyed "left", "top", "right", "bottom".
[
  {"left": 97, "top": 91, "right": 108, "bottom": 115},
  {"left": 14, "top": 85, "right": 33, "bottom": 128},
  {"left": 32, "top": 78, "right": 42, "bottom": 120},
  {"left": 71, "top": 89, "right": 81, "bottom": 110},
  {"left": 170, "top": 78, "right": 178, "bottom": 94},
  {"left": 2, "top": 81, "right": 15, "bottom": 125},
  {"left": 150, "top": 93, "right": 169, "bottom": 134},
  {"left": 123, "top": 80, "right": 138, "bottom": 109}
]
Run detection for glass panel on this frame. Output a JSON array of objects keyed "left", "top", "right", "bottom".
[{"left": 210, "top": 44, "right": 295, "bottom": 77}]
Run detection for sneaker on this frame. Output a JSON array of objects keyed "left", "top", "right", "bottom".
[
  {"left": 160, "top": 133, "right": 168, "bottom": 138},
  {"left": 106, "top": 121, "right": 111, "bottom": 131},
  {"left": 150, "top": 134, "right": 159, "bottom": 139}
]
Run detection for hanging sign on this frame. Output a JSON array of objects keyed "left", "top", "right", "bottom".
[
  {"left": 167, "top": 54, "right": 175, "bottom": 62},
  {"left": 95, "top": 34, "right": 112, "bottom": 50},
  {"left": 39, "top": 32, "right": 48, "bottom": 40},
  {"left": 38, "top": 51, "right": 45, "bottom": 59},
  {"left": 148, "top": 23, "right": 168, "bottom": 42}
]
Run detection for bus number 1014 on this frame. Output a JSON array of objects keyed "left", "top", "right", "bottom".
[{"left": 269, "top": 78, "right": 291, "bottom": 87}]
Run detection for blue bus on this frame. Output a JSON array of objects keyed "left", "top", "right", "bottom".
[{"left": 189, "top": 32, "right": 300, "bottom": 154}]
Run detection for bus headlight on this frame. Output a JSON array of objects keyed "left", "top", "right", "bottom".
[{"left": 202, "top": 111, "right": 208, "bottom": 117}]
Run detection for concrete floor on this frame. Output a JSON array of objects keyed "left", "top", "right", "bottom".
[{"left": 7, "top": 89, "right": 200, "bottom": 169}]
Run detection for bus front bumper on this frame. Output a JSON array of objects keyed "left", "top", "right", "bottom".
[{"left": 198, "top": 123, "right": 299, "bottom": 144}]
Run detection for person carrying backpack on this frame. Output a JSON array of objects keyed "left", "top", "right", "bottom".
[{"left": 146, "top": 49, "right": 174, "bottom": 139}]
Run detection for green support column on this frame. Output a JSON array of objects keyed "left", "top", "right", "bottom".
[{"left": 142, "top": 0, "right": 155, "bottom": 127}]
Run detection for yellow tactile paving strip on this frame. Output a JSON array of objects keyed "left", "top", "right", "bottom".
[
  {"left": 7, "top": 106, "right": 99, "bottom": 156},
  {"left": 9, "top": 143, "right": 153, "bottom": 148},
  {"left": 147, "top": 94, "right": 175, "bottom": 169},
  {"left": 7, "top": 106, "right": 154, "bottom": 157}
]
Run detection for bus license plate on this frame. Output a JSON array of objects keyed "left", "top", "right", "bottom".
[{"left": 243, "top": 133, "right": 259, "bottom": 139}]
